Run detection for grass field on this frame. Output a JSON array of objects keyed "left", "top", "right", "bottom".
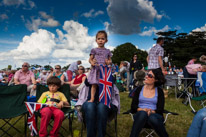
[{"left": 0, "top": 89, "right": 202, "bottom": 137}]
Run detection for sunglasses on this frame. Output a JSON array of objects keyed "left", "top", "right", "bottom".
[
  {"left": 22, "top": 65, "right": 28, "bottom": 67},
  {"left": 55, "top": 68, "right": 60, "bottom": 69},
  {"left": 146, "top": 73, "right": 155, "bottom": 79},
  {"left": 78, "top": 68, "right": 84, "bottom": 70}
]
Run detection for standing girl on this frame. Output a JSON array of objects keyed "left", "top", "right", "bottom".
[{"left": 87, "top": 30, "right": 112, "bottom": 102}]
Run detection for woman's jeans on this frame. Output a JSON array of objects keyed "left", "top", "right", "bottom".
[
  {"left": 130, "top": 111, "right": 168, "bottom": 137},
  {"left": 187, "top": 108, "right": 206, "bottom": 137},
  {"left": 82, "top": 102, "right": 117, "bottom": 137}
]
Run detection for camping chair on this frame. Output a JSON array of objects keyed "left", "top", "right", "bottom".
[
  {"left": 35, "top": 84, "right": 74, "bottom": 137},
  {"left": 182, "top": 72, "right": 206, "bottom": 113},
  {"left": 123, "top": 109, "right": 178, "bottom": 137},
  {"left": 0, "top": 84, "right": 28, "bottom": 137}
]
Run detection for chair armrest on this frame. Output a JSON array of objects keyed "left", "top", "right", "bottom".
[{"left": 163, "top": 110, "right": 178, "bottom": 115}]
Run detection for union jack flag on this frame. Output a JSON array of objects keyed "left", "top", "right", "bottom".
[
  {"left": 99, "top": 65, "right": 113, "bottom": 108},
  {"left": 25, "top": 102, "right": 48, "bottom": 136}
]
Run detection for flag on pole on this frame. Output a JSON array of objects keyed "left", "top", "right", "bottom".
[
  {"left": 25, "top": 102, "right": 48, "bottom": 136},
  {"left": 99, "top": 65, "right": 113, "bottom": 108}
]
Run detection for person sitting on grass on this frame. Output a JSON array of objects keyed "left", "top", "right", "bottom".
[{"left": 37, "top": 76, "right": 70, "bottom": 137}]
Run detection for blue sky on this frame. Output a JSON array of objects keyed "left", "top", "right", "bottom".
[{"left": 0, "top": 0, "right": 206, "bottom": 69}]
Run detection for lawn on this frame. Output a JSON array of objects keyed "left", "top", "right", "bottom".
[{"left": 0, "top": 89, "right": 202, "bottom": 137}]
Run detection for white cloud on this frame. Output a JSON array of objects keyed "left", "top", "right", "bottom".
[
  {"left": 0, "top": 39, "right": 20, "bottom": 44},
  {"left": 174, "top": 25, "right": 181, "bottom": 30},
  {"left": 39, "top": 11, "right": 52, "bottom": 19},
  {"left": 81, "top": 9, "right": 104, "bottom": 18},
  {"left": 105, "top": 0, "right": 166, "bottom": 35},
  {"left": 105, "top": 45, "right": 115, "bottom": 51},
  {"left": 140, "top": 25, "right": 170, "bottom": 36},
  {"left": 2, "top": 0, "right": 25, "bottom": 6},
  {"left": 42, "top": 18, "right": 60, "bottom": 27},
  {"left": 0, "top": 13, "right": 8, "bottom": 20},
  {"left": 28, "top": 0, "right": 35, "bottom": 9},
  {"left": 192, "top": 24, "right": 206, "bottom": 32},
  {"left": 26, "top": 11, "right": 60, "bottom": 31},
  {"left": 0, "top": 20, "right": 97, "bottom": 69}
]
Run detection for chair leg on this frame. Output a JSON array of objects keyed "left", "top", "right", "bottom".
[
  {"left": 25, "top": 113, "right": 27, "bottom": 137},
  {"left": 115, "top": 115, "right": 118, "bottom": 137},
  {"left": 81, "top": 121, "right": 84, "bottom": 137},
  {"left": 69, "top": 113, "right": 73, "bottom": 137}
]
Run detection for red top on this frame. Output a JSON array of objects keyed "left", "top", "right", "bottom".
[{"left": 73, "top": 74, "right": 86, "bottom": 84}]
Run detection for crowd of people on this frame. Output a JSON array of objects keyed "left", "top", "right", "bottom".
[{"left": 0, "top": 31, "right": 206, "bottom": 137}]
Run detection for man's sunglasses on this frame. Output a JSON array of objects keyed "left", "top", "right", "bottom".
[
  {"left": 22, "top": 65, "right": 28, "bottom": 67},
  {"left": 55, "top": 68, "right": 60, "bottom": 69}
]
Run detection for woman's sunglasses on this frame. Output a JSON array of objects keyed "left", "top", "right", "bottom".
[{"left": 146, "top": 73, "right": 155, "bottom": 79}]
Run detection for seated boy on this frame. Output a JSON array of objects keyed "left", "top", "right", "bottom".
[{"left": 37, "top": 76, "right": 69, "bottom": 137}]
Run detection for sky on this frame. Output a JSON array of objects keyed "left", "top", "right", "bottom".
[{"left": 0, "top": 0, "right": 206, "bottom": 69}]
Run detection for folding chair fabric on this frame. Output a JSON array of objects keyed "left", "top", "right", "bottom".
[
  {"left": 0, "top": 84, "right": 28, "bottom": 136},
  {"left": 123, "top": 109, "right": 178, "bottom": 137}
]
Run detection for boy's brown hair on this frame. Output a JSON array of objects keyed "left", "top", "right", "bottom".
[{"left": 47, "top": 76, "right": 61, "bottom": 87}]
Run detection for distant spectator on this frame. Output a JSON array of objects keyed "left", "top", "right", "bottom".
[
  {"left": 48, "top": 65, "right": 65, "bottom": 85},
  {"left": 65, "top": 66, "right": 86, "bottom": 98},
  {"left": 114, "top": 63, "right": 119, "bottom": 74},
  {"left": 14, "top": 62, "right": 37, "bottom": 96},
  {"left": 178, "top": 68, "right": 184, "bottom": 77},
  {"left": 188, "top": 58, "right": 197, "bottom": 65},
  {"left": 129, "top": 53, "right": 143, "bottom": 89},
  {"left": 120, "top": 61, "right": 130, "bottom": 90},
  {"left": 38, "top": 70, "right": 48, "bottom": 85},
  {"left": 33, "top": 69, "right": 40, "bottom": 80},
  {"left": 67, "top": 60, "right": 82, "bottom": 82}
]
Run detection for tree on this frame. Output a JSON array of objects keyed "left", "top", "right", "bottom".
[
  {"left": 156, "top": 30, "right": 206, "bottom": 67},
  {"left": 8, "top": 65, "right": 12, "bottom": 70},
  {"left": 111, "top": 43, "right": 148, "bottom": 66}
]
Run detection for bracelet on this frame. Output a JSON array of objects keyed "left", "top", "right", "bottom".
[{"left": 33, "top": 84, "right": 37, "bottom": 85}]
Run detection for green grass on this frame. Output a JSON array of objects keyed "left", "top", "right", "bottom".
[{"left": 0, "top": 89, "right": 203, "bottom": 137}]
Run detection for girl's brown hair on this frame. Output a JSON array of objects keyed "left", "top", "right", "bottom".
[{"left": 96, "top": 30, "right": 108, "bottom": 40}]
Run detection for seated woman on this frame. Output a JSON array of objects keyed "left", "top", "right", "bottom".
[
  {"left": 130, "top": 69, "right": 168, "bottom": 137},
  {"left": 75, "top": 78, "right": 120, "bottom": 137},
  {"left": 187, "top": 108, "right": 206, "bottom": 137},
  {"left": 65, "top": 66, "right": 86, "bottom": 98},
  {"left": 48, "top": 65, "right": 65, "bottom": 85}
]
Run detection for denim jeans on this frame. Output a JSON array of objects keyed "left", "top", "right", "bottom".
[
  {"left": 187, "top": 108, "right": 206, "bottom": 137},
  {"left": 130, "top": 111, "right": 168, "bottom": 137},
  {"left": 82, "top": 102, "right": 117, "bottom": 137}
]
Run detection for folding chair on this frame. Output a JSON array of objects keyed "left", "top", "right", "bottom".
[
  {"left": 0, "top": 84, "right": 28, "bottom": 137},
  {"left": 35, "top": 84, "right": 74, "bottom": 137},
  {"left": 123, "top": 110, "right": 178, "bottom": 137},
  {"left": 181, "top": 72, "right": 206, "bottom": 113}
]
